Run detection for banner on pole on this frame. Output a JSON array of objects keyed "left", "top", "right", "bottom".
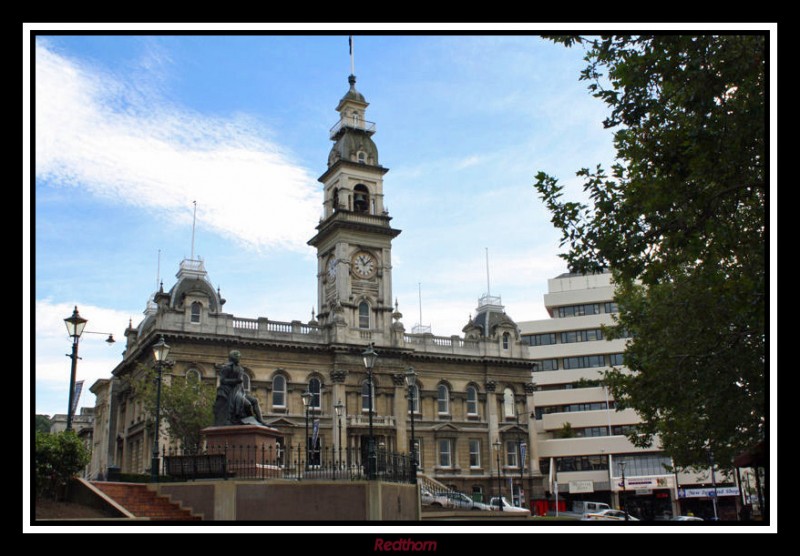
[{"left": 71, "top": 380, "right": 84, "bottom": 416}]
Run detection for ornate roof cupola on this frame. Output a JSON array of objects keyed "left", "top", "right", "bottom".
[
  {"left": 462, "top": 293, "right": 522, "bottom": 356},
  {"left": 309, "top": 74, "right": 401, "bottom": 346}
]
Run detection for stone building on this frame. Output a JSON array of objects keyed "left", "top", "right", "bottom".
[{"left": 91, "top": 74, "right": 543, "bottom": 504}]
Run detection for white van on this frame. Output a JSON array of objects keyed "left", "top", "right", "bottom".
[{"left": 572, "top": 501, "right": 611, "bottom": 516}]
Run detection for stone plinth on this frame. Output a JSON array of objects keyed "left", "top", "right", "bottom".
[{"left": 202, "top": 424, "right": 283, "bottom": 478}]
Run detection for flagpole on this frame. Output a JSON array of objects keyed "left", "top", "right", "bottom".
[{"left": 191, "top": 200, "right": 197, "bottom": 260}]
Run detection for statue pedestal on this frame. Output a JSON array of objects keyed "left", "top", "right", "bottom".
[{"left": 202, "top": 424, "right": 283, "bottom": 478}]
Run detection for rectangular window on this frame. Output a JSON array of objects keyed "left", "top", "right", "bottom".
[
  {"left": 469, "top": 439, "right": 480, "bottom": 468},
  {"left": 532, "top": 359, "right": 558, "bottom": 372},
  {"left": 609, "top": 353, "right": 624, "bottom": 366},
  {"left": 562, "top": 355, "right": 606, "bottom": 369},
  {"left": 604, "top": 302, "right": 619, "bottom": 314},
  {"left": 523, "top": 333, "right": 557, "bottom": 346},
  {"left": 505, "top": 441, "right": 518, "bottom": 468},
  {"left": 438, "top": 439, "right": 452, "bottom": 468},
  {"left": 557, "top": 304, "right": 601, "bottom": 318}
]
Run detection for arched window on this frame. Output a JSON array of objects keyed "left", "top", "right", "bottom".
[
  {"left": 353, "top": 184, "right": 370, "bottom": 213},
  {"left": 466, "top": 386, "right": 479, "bottom": 416},
  {"left": 309, "top": 377, "right": 321, "bottom": 409},
  {"left": 502, "top": 332, "right": 510, "bottom": 350},
  {"left": 357, "top": 151, "right": 366, "bottom": 164},
  {"left": 191, "top": 302, "right": 201, "bottom": 323},
  {"left": 503, "top": 388, "right": 515, "bottom": 418},
  {"left": 185, "top": 368, "right": 201, "bottom": 384},
  {"left": 358, "top": 301, "right": 370, "bottom": 329},
  {"left": 437, "top": 384, "right": 450, "bottom": 415},
  {"left": 242, "top": 373, "right": 251, "bottom": 392},
  {"left": 332, "top": 187, "right": 340, "bottom": 210},
  {"left": 272, "top": 375, "right": 286, "bottom": 408},
  {"left": 361, "top": 380, "right": 375, "bottom": 413},
  {"left": 408, "top": 384, "right": 420, "bottom": 414}
]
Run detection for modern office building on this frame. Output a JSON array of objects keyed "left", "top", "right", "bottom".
[{"left": 519, "top": 271, "right": 731, "bottom": 519}]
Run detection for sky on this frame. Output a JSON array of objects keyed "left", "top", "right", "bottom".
[{"left": 26, "top": 26, "right": 776, "bottom": 425}]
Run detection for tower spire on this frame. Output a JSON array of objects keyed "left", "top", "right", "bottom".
[{"left": 349, "top": 35, "right": 355, "bottom": 76}]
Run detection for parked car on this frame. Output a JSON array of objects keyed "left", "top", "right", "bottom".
[
  {"left": 581, "top": 509, "right": 639, "bottom": 521},
  {"left": 488, "top": 497, "right": 532, "bottom": 515},
  {"left": 431, "top": 491, "right": 491, "bottom": 510},
  {"left": 672, "top": 515, "right": 704, "bottom": 522},
  {"left": 421, "top": 488, "right": 434, "bottom": 506}
]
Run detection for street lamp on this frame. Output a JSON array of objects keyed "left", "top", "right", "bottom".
[
  {"left": 64, "top": 307, "right": 88, "bottom": 432},
  {"left": 301, "top": 391, "right": 312, "bottom": 470},
  {"left": 619, "top": 460, "right": 628, "bottom": 521},
  {"left": 64, "top": 307, "right": 116, "bottom": 433},
  {"left": 404, "top": 367, "right": 418, "bottom": 484},
  {"left": 150, "top": 335, "right": 170, "bottom": 483},
  {"left": 334, "top": 399, "right": 344, "bottom": 478},
  {"left": 516, "top": 415, "right": 525, "bottom": 508},
  {"left": 362, "top": 343, "right": 378, "bottom": 479},
  {"left": 493, "top": 439, "right": 503, "bottom": 511}
]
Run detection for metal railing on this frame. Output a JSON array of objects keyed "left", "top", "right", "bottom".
[{"left": 162, "top": 444, "right": 414, "bottom": 483}]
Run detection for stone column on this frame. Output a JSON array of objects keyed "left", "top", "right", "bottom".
[
  {"left": 523, "top": 382, "right": 540, "bottom": 474},
  {"left": 392, "top": 373, "right": 408, "bottom": 454},
  {"left": 485, "top": 380, "right": 499, "bottom": 475},
  {"left": 330, "top": 369, "right": 348, "bottom": 466}
]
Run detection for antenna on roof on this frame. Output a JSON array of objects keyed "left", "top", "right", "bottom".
[
  {"left": 156, "top": 249, "right": 161, "bottom": 291},
  {"left": 418, "top": 282, "right": 423, "bottom": 329},
  {"left": 485, "top": 247, "right": 491, "bottom": 297},
  {"left": 191, "top": 200, "right": 197, "bottom": 260},
  {"left": 349, "top": 35, "right": 355, "bottom": 76},
  {"left": 412, "top": 282, "right": 431, "bottom": 335}
]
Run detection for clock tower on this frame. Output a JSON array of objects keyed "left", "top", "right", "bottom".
[{"left": 308, "top": 75, "right": 401, "bottom": 345}]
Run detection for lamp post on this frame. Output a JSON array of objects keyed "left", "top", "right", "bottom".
[
  {"left": 301, "top": 391, "right": 311, "bottom": 470},
  {"left": 63, "top": 307, "right": 88, "bottom": 432},
  {"left": 516, "top": 418, "right": 525, "bottom": 508},
  {"left": 404, "top": 367, "right": 418, "bottom": 484},
  {"left": 334, "top": 399, "right": 344, "bottom": 479},
  {"left": 494, "top": 439, "right": 503, "bottom": 511},
  {"left": 362, "top": 343, "right": 378, "bottom": 479},
  {"left": 707, "top": 448, "right": 719, "bottom": 520},
  {"left": 150, "top": 335, "right": 170, "bottom": 483},
  {"left": 63, "top": 307, "right": 116, "bottom": 433},
  {"left": 619, "top": 460, "right": 628, "bottom": 521}
]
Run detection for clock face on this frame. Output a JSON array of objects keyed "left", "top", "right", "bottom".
[
  {"left": 327, "top": 257, "right": 337, "bottom": 282},
  {"left": 351, "top": 251, "right": 377, "bottom": 279}
]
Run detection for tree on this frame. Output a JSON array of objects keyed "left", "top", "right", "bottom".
[
  {"left": 35, "top": 430, "right": 90, "bottom": 500},
  {"left": 128, "top": 365, "right": 215, "bottom": 454},
  {"left": 534, "top": 35, "right": 765, "bottom": 469},
  {"left": 35, "top": 414, "right": 52, "bottom": 434}
]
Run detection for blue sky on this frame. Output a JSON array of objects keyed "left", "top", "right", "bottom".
[{"left": 27, "top": 28, "right": 775, "bottom": 422}]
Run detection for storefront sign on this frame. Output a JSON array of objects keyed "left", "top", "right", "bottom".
[
  {"left": 679, "top": 487, "right": 740, "bottom": 498},
  {"left": 613, "top": 476, "right": 672, "bottom": 492},
  {"left": 569, "top": 480, "right": 594, "bottom": 493}
]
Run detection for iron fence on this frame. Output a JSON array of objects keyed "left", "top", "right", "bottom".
[{"left": 162, "top": 443, "right": 414, "bottom": 483}]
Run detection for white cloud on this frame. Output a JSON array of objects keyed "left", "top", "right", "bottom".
[{"left": 35, "top": 42, "right": 320, "bottom": 253}]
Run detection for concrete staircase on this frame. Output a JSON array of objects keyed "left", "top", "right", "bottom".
[{"left": 92, "top": 482, "right": 201, "bottom": 521}]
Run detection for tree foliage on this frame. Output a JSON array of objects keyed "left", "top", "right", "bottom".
[
  {"left": 35, "top": 414, "right": 52, "bottom": 434},
  {"left": 35, "top": 430, "right": 90, "bottom": 500},
  {"left": 128, "top": 365, "right": 215, "bottom": 454},
  {"left": 534, "top": 35, "right": 766, "bottom": 468}
]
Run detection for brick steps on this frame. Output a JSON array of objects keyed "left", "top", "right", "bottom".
[{"left": 92, "top": 482, "right": 201, "bottom": 521}]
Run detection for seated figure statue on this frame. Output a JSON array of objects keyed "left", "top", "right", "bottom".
[{"left": 213, "top": 350, "right": 266, "bottom": 426}]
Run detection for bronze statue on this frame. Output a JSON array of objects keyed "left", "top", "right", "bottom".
[{"left": 214, "top": 350, "right": 266, "bottom": 426}]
